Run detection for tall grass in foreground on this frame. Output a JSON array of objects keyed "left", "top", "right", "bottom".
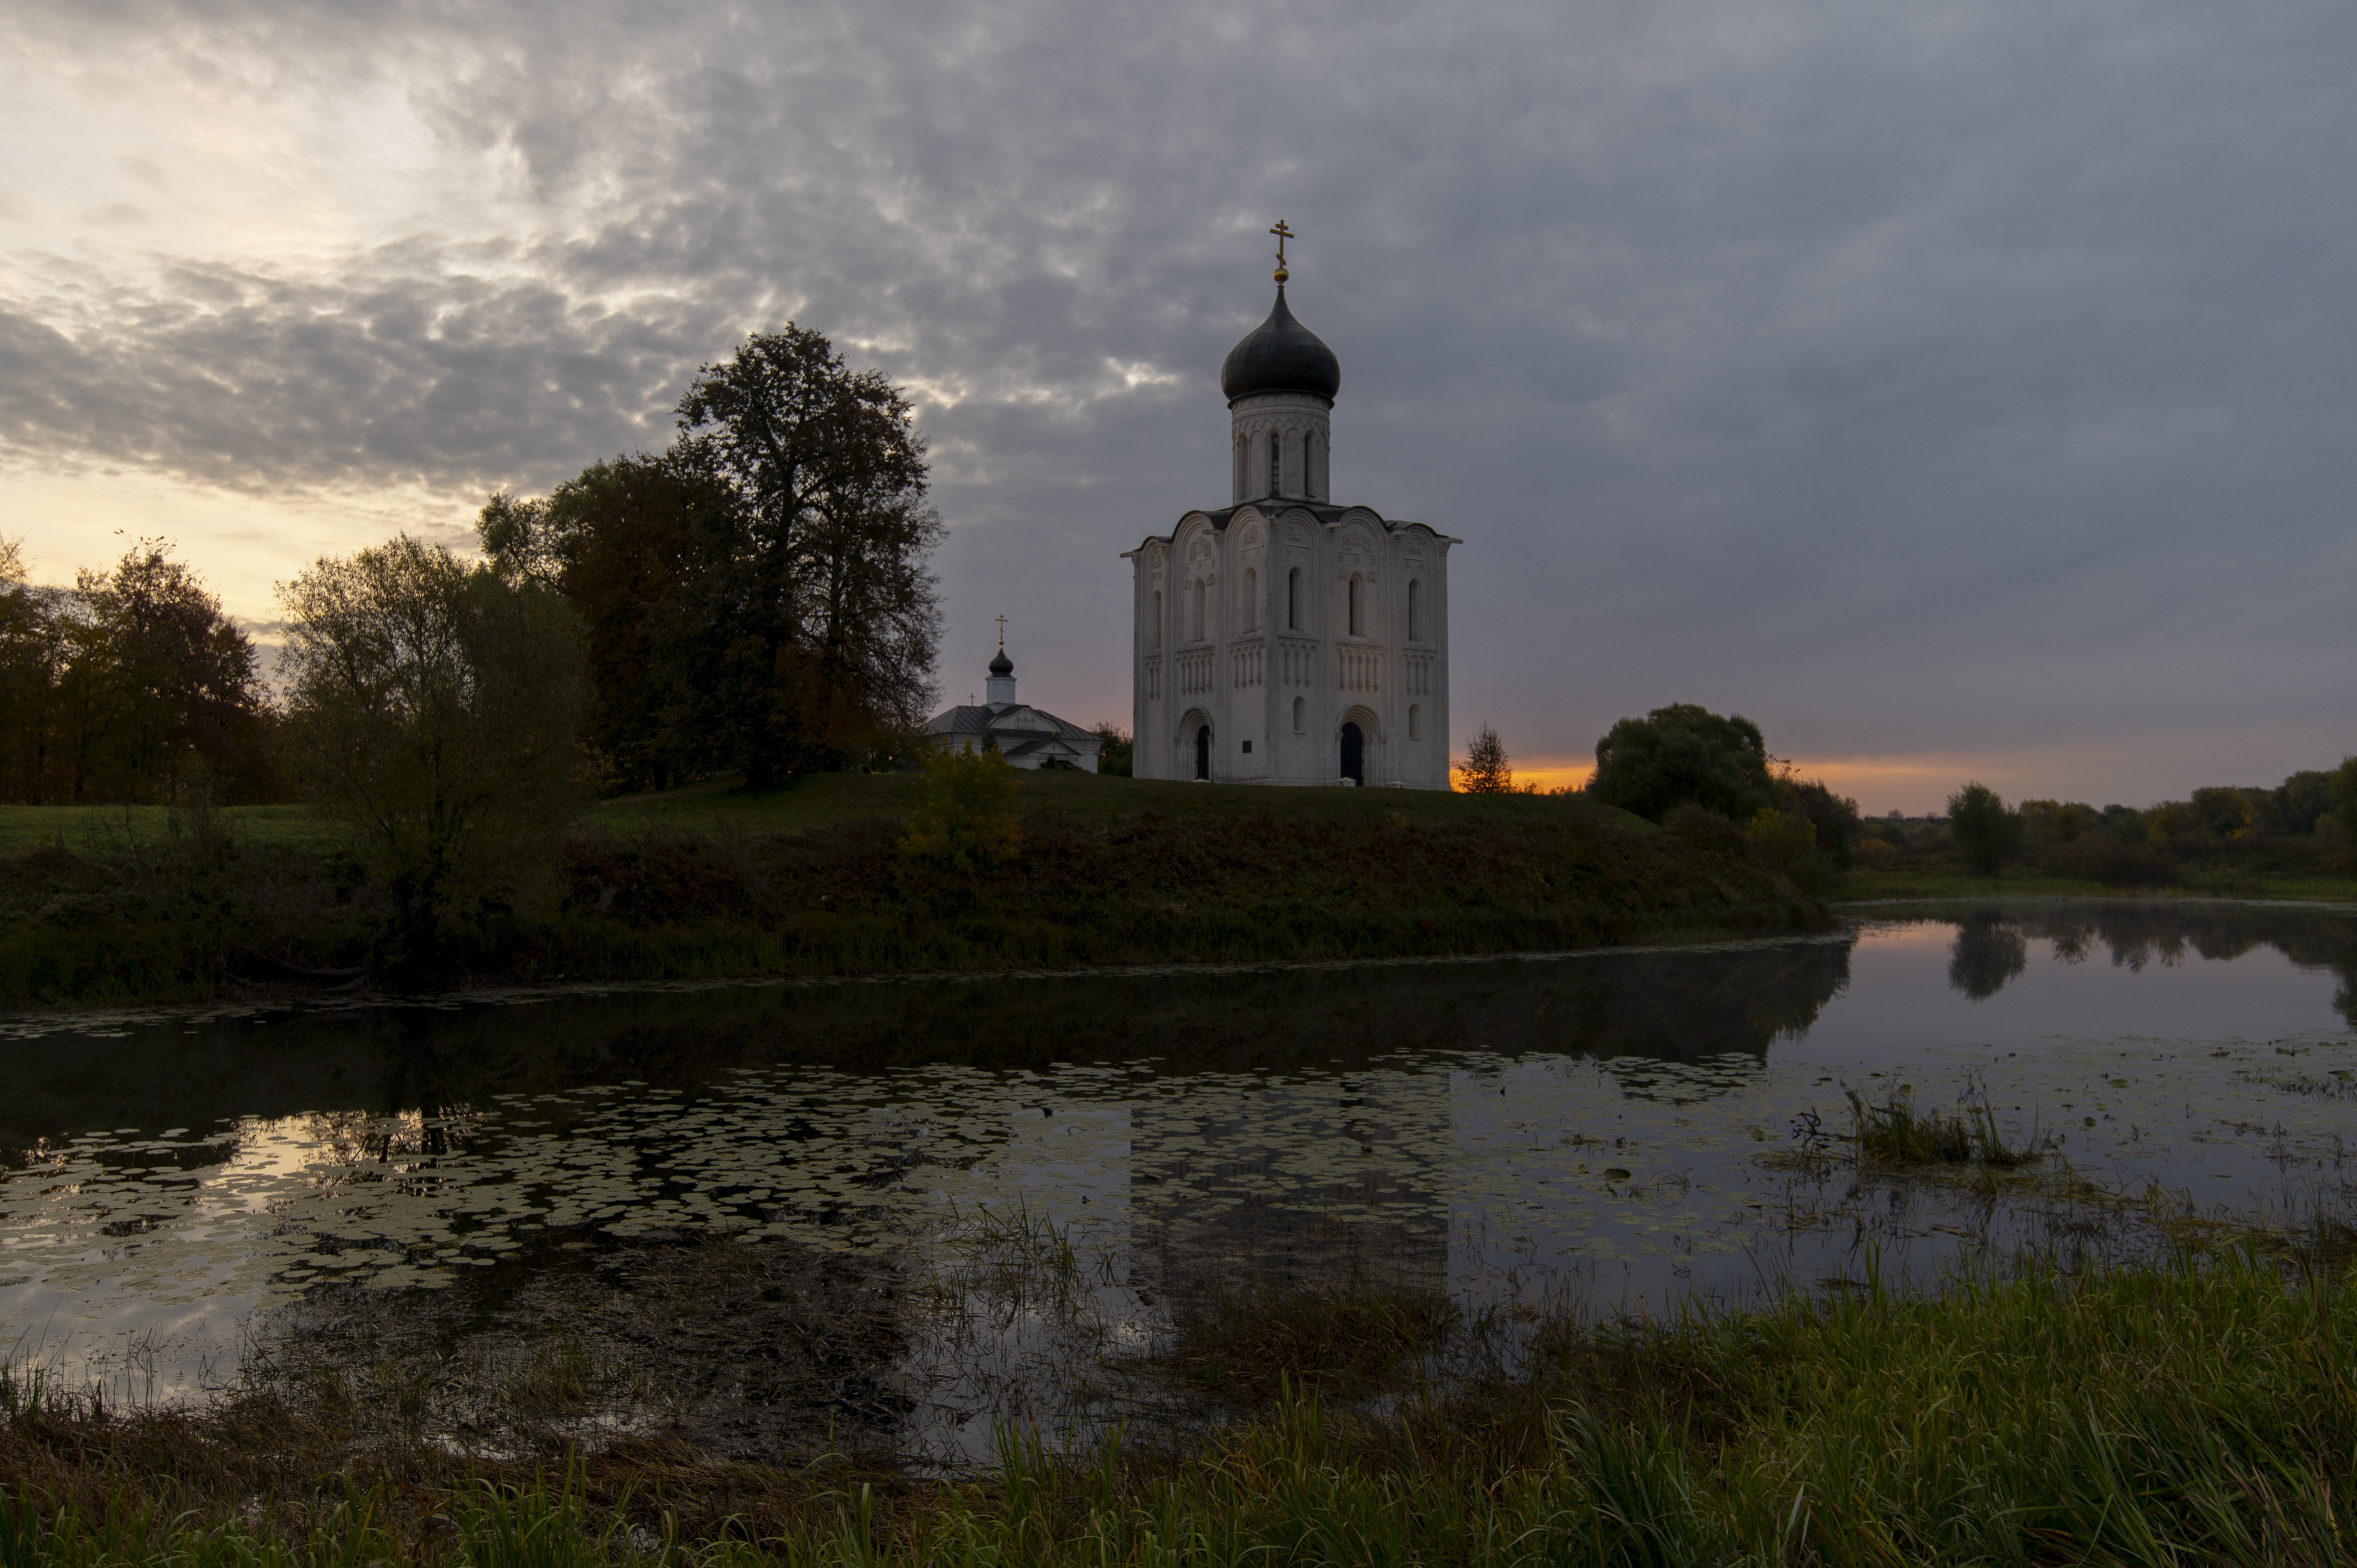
[{"left": 4, "top": 1249, "right": 2353, "bottom": 1565}]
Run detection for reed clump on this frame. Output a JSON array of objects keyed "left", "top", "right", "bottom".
[{"left": 1846, "top": 1082, "right": 2037, "bottom": 1168}]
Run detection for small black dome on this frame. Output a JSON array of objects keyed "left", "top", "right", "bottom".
[
  {"left": 988, "top": 648, "right": 1013, "bottom": 677},
  {"left": 1219, "top": 287, "right": 1340, "bottom": 402}
]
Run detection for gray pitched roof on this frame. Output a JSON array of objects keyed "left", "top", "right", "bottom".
[{"left": 919, "top": 702, "right": 1102, "bottom": 749}]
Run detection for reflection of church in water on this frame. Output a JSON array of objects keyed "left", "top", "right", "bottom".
[{"left": 1125, "top": 225, "right": 1457, "bottom": 787}]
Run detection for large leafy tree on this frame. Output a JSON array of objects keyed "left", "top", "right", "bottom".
[
  {"left": 1588, "top": 703, "right": 1773, "bottom": 824},
  {"left": 672, "top": 326, "right": 943, "bottom": 784},
  {"left": 1947, "top": 781, "right": 2027, "bottom": 876},
  {"left": 0, "top": 537, "right": 67, "bottom": 803},
  {"left": 0, "top": 539, "right": 272, "bottom": 804},
  {"left": 279, "top": 535, "right": 590, "bottom": 971},
  {"left": 74, "top": 543, "right": 272, "bottom": 801},
  {"left": 479, "top": 453, "right": 727, "bottom": 792},
  {"left": 2332, "top": 756, "right": 2357, "bottom": 860}
]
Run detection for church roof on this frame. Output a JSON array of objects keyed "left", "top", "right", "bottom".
[
  {"left": 1123, "top": 501, "right": 1460, "bottom": 548},
  {"left": 921, "top": 703, "right": 1102, "bottom": 747},
  {"left": 1219, "top": 286, "right": 1341, "bottom": 402}
]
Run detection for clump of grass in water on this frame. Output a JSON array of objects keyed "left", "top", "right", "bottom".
[{"left": 1846, "top": 1080, "right": 2036, "bottom": 1168}]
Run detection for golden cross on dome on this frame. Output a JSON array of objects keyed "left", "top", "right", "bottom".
[
  {"left": 995, "top": 613, "right": 1007, "bottom": 647},
  {"left": 1269, "top": 219, "right": 1294, "bottom": 283}
]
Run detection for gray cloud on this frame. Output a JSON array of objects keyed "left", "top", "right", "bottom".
[{"left": 4, "top": 0, "right": 2354, "bottom": 801}]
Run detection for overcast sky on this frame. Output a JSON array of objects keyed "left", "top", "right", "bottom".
[{"left": 4, "top": 0, "right": 2352, "bottom": 810}]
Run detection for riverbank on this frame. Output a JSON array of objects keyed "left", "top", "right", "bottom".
[
  {"left": 4, "top": 1246, "right": 2350, "bottom": 1566},
  {"left": 1836, "top": 863, "right": 2357, "bottom": 904},
  {"left": 0, "top": 774, "right": 1828, "bottom": 1005}
]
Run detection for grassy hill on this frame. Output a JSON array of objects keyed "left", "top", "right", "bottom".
[{"left": 0, "top": 773, "right": 1831, "bottom": 1005}]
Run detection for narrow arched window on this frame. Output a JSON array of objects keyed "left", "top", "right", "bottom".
[
  {"left": 1304, "top": 430, "right": 1318, "bottom": 498},
  {"left": 1293, "top": 695, "right": 1306, "bottom": 733},
  {"left": 1348, "top": 574, "right": 1362, "bottom": 637},
  {"left": 1234, "top": 435, "right": 1246, "bottom": 500},
  {"left": 1192, "top": 577, "right": 1205, "bottom": 641},
  {"left": 1269, "top": 431, "right": 1282, "bottom": 497},
  {"left": 1287, "top": 566, "right": 1301, "bottom": 630},
  {"left": 1407, "top": 580, "right": 1421, "bottom": 642},
  {"left": 1152, "top": 590, "right": 1163, "bottom": 649},
  {"left": 1244, "top": 567, "right": 1258, "bottom": 631},
  {"left": 1409, "top": 704, "right": 1421, "bottom": 740}
]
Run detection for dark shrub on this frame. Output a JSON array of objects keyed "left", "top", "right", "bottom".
[
  {"left": 1947, "top": 782, "right": 2026, "bottom": 876},
  {"left": 2276, "top": 770, "right": 2335, "bottom": 837},
  {"left": 1589, "top": 703, "right": 1772, "bottom": 824},
  {"left": 1666, "top": 801, "right": 1747, "bottom": 856},
  {"left": 1774, "top": 776, "right": 1862, "bottom": 869},
  {"left": 2039, "top": 839, "right": 2181, "bottom": 887}
]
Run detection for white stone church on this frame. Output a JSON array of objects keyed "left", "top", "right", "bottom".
[{"left": 1124, "top": 241, "right": 1456, "bottom": 787}]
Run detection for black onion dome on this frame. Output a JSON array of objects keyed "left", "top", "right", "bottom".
[
  {"left": 1219, "top": 287, "right": 1340, "bottom": 401},
  {"left": 989, "top": 648, "right": 1013, "bottom": 677}
]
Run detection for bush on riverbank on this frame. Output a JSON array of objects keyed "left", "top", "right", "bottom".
[
  {"left": 0, "top": 779, "right": 1825, "bottom": 1004},
  {"left": 2, "top": 1249, "right": 2350, "bottom": 1565}
]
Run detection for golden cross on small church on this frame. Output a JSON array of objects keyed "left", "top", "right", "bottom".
[
  {"left": 996, "top": 613, "right": 1007, "bottom": 647},
  {"left": 1270, "top": 219, "right": 1294, "bottom": 283}
]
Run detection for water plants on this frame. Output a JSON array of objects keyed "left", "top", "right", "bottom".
[{"left": 1845, "top": 1081, "right": 2036, "bottom": 1169}]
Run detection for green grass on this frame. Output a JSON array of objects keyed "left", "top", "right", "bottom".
[
  {"left": 0, "top": 772, "right": 1735, "bottom": 856},
  {"left": 0, "top": 802, "right": 343, "bottom": 855},
  {"left": 582, "top": 769, "right": 1614, "bottom": 836},
  {"left": 1, "top": 777, "right": 1828, "bottom": 1005},
  {"left": 4, "top": 1250, "right": 2352, "bottom": 1565}
]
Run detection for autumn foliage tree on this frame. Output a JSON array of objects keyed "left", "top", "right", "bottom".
[{"left": 899, "top": 744, "right": 1021, "bottom": 874}]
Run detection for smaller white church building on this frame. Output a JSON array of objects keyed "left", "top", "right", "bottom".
[
  {"left": 921, "top": 643, "right": 1105, "bottom": 771},
  {"left": 1124, "top": 236, "right": 1456, "bottom": 787}
]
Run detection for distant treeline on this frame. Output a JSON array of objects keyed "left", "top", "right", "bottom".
[
  {"left": 0, "top": 536, "right": 278, "bottom": 806},
  {"left": 1868, "top": 770, "right": 2352, "bottom": 846},
  {"left": 1860, "top": 765, "right": 2357, "bottom": 884}
]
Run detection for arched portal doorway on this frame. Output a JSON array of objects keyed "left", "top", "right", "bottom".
[
  {"left": 1194, "top": 724, "right": 1212, "bottom": 780},
  {"left": 1339, "top": 722, "right": 1364, "bottom": 785}
]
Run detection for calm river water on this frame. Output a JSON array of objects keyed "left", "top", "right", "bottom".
[{"left": 4, "top": 899, "right": 2353, "bottom": 1462}]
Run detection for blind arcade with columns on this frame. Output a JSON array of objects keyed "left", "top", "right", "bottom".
[{"left": 1122, "top": 227, "right": 1458, "bottom": 788}]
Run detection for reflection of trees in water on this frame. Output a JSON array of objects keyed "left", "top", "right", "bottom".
[
  {"left": 1949, "top": 916, "right": 2030, "bottom": 1000},
  {"left": 1934, "top": 905, "right": 2357, "bottom": 1022},
  {"left": 0, "top": 940, "right": 1861, "bottom": 1149}
]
